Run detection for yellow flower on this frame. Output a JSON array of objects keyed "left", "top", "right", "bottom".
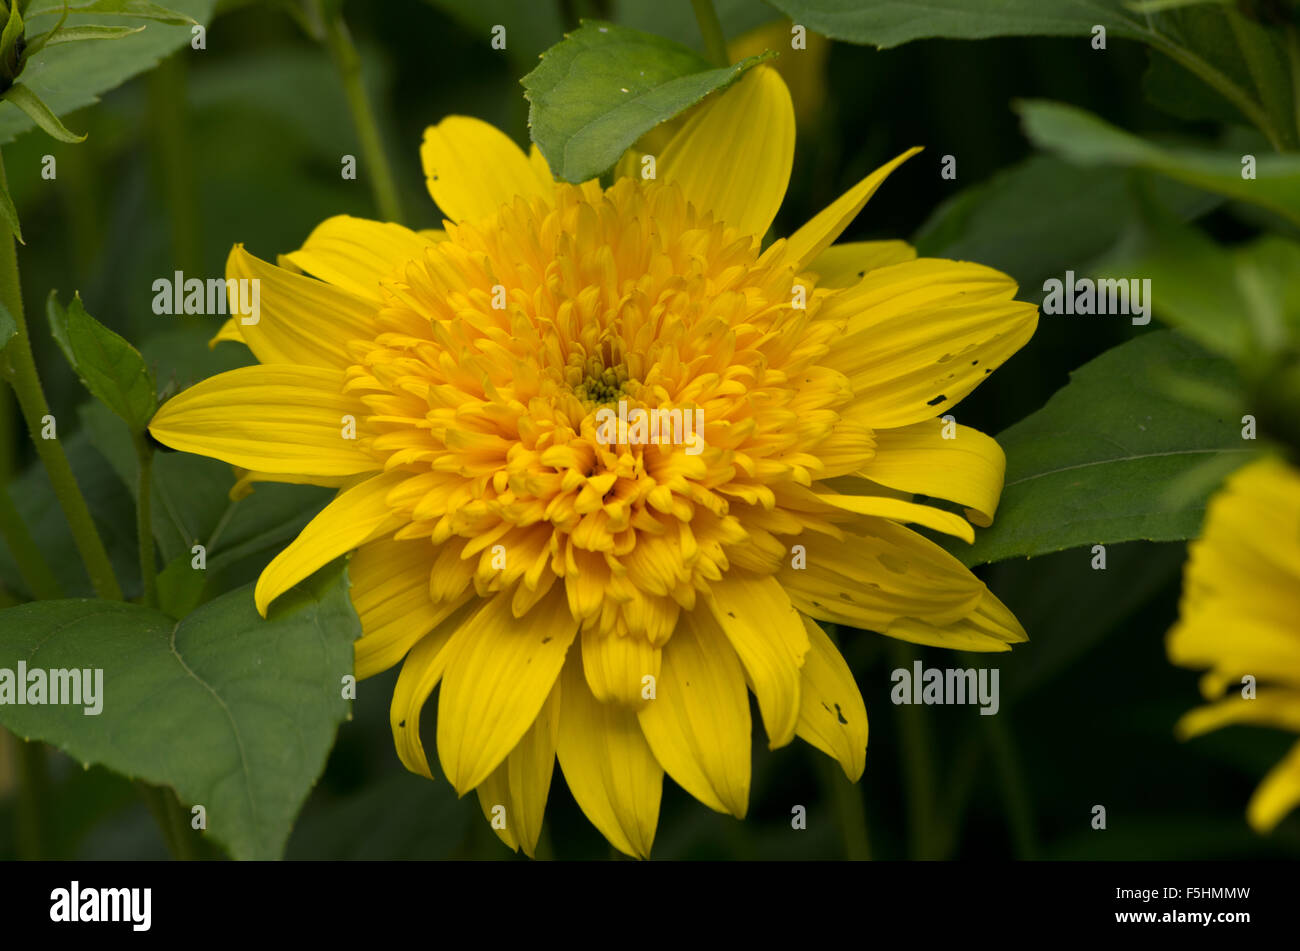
[
  {"left": 149, "top": 67, "right": 1037, "bottom": 858},
  {"left": 1168, "top": 456, "right": 1300, "bottom": 833}
]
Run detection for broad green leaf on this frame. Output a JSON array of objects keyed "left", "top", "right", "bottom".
[
  {"left": 764, "top": 0, "right": 1139, "bottom": 48},
  {"left": 523, "top": 20, "right": 773, "bottom": 183},
  {"left": 38, "top": 24, "right": 148, "bottom": 45},
  {"left": 1017, "top": 99, "right": 1300, "bottom": 225},
  {"left": 0, "top": 0, "right": 213, "bottom": 145},
  {"left": 25, "top": 0, "right": 196, "bottom": 25},
  {"left": 915, "top": 154, "right": 1218, "bottom": 293},
  {"left": 959, "top": 331, "right": 1256, "bottom": 566},
  {"left": 0, "top": 564, "right": 361, "bottom": 861},
  {"left": 1, "top": 84, "right": 86, "bottom": 142},
  {"left": 156, "top": 549, "right": 207, "bottom": 618},
  {"left": 48, "top": 293, "right": 156, "bottom": 431}
]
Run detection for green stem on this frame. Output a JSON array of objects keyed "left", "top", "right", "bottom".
[
  {"left": 983, "top": 715, "right": 1038, "bottom": 859},
  {"left": 0, "top": 150, "right": 122, "bottom": 602},
  {"left": 889, "top": 641, "right": 938, "bottom": 859},
  {"left": 148, "top": 55, "right": 201, "bottom": 282},
  {"left": 318, "top": 4, "right": 404, "bottom": 223},
  {"left": 137, "top": 782, "right": 198, "bottom": 860},
  {"left": 1286, "top": 27, "right": 1300, "bottom": 148},
  {"left": 133, "top": 433, "right": 157, "bottom": 609},
  {"left": 0, "top": 484, "right": 61, "bottom": 599},
  {"left": 14, "top": 736, "right": 50, "bottom": 860},
  {"left": 815, "top": 755, "right": 871, "bottom": 860},
  {"left": 690, "top": 0, "right": 730, "bottom": 67}
]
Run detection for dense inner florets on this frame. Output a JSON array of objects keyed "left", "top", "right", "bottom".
[{"left": 342, "top": 177, "right": 873, "bottom": 640}]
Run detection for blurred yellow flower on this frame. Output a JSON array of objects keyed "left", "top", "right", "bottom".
[
  {"left": 1168, "top": 456, "right": 1300, "bottom": 833},
  {"left": 150, "top": 66, "right": 1036, "bottom": 858}
]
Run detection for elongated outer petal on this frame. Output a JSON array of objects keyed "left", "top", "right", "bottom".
[
  {"left": 807, "top": 239, "right": 916, "bottom": 289},
  {"left": 782, "top": 148, "right": 921, "bottom": 268},
  {"left": 823, "top": 258, "right": 1038, "bottom": 429},
  {"left": 857, "top": 418, "right": 1006, "bottom": 527},
  {"left": 884, "top": 585, "right": 1026, "bottom": 652},
  {"left": 1249, "top": 741, "right": 1300, "bottom": 833},
  {"left": 476, "top": 682, "right": 561, "bottom": 857},
  {"left": 637, "top": 607, "right": 751, "bottom": 818},
  {"left": 814, "top": 490, "right": 976, "bottom": 543},
  {"left": 209, "top": 316, "right": 244, "bottom": 348},
  {"left": 557, "top": 651, "right": 662, "bottom": 859},
  {"left": 437, "top": 587, "right": 577, "bottom": 795},
  {"left": 658, "top": 65, "right": 794, "bottom": 240},
  {"left": 225, "top": 244, "right": 377, "bottom": 369},
  {"left": 796, "top": 616, "right": 868, "bottom": 781},
  {"left": 582, "top": 626, "right": 661, "bottom": 708},
  {"left": 148, "top": 365, "right": 378, "bottom": 478},
  {"left": 421, "top": 116, "right": 554, "bottom": 223},
  {"left": 390, "top": 599, "right": 479, "bottom": 779},
  {"left": 284, "top": 216, "right": 439, "bottom": 302},
  {"left": 254, "top": 470, "right": 407, "bottom": 616},
  {"left": 349, "top": 536, "right": 472, "bottom": 679},
  {"left": 708, "top": 571, "right": 810, "bottom": 749},
  {"left": 777, "top": 518, "right": 982, "bottom": 631}
]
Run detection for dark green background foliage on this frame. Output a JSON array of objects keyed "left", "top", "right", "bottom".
[{"left": 0, "top": 0, "right": 1297, "bottom": 860}]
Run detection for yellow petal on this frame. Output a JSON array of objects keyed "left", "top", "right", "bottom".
[
  {"left": 814, "top": 490, "right": 976, "bottom": 543},
  {"left": 823, "top": 258, "right": 1038, "bottom": 429},
  {"left": 209, "top": 317, "right": 244, "bottom": 349},
  {"left": 782, "top": 148, "right": 921, "bottom": 268},
  {"left": 796, "top": 616, "right": 868, "bottom": 781},
  {"left": 637, "top": 608, "right": 751, "bottom": 817},
  {"left": 856, "top": 418, "right": 1006, "bottom": 527},
  {"left": 581, "top": 627, "right": 661, "bottom": 708},
  {"left": 807, "top": 240, "right": 917, "bottom": 289},
  {"left": 283, "top": 215, "right": 438, "bottom": 302},
  {"left": 658, "top": 65, "right": 794, "bottom": 239},
  {"left": 255, "top": 470, "right": 406, "bottom": 616},
  {"left": 148, "top": 365, "right": 378, "bottom": 478},
  {"left": 225, "top": 244, "right": 377, "bottom": 369},
  {"left": 777, "top": 518, "right": 982, "bottom": 630},
  {"left": 708, "top": 571, "right": 809, "bottom": 748},
  {"left": 390, "top": 600, "right": 478, "bottom": 779},
  {"left": 437, "top": 587, "right": 577, "bottom": 794},
  {"left": 349, "top": 536, "right": 472, "bottom": 679},
  {"left": 556, "top": 651, "right": 662, "bottom": 859},
  {"left": 506, "top": 682, "right": 561, "bottom": 857},
  {"left": 420, "top": 116, "right": 553, "bottom": 223},
  {"left": 884, "top": 584, "right": 1027, "bottom": 652},
  {"left": 1248, "top": 740, "right": 1300, "bottom": 833},
  {"left": 475, "top": 764, "right": 519, "bottom": 852},
  {"left": 1176, "top": 691, "right": 1300, "bottom": 739}
]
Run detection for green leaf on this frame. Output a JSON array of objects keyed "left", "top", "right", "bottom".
[
  {"left": 0, "top": 564, "right": 361, "bottom": 860},
  {"left": 47, "top": 292, "right": 156, "bottom": 431},
  {"left": 523, "top": 20, "right": 773, "bottom": 183},
  {"left": 35, "top": 23, "right": 148, "bottom": 46},
  {"left": 610, "top": 0, "right": 780, "bottom": 53},
  {"left": 959, "top": 331, "right": 1256, "bottom": 567},
  {"left": 763, "top": 0, "right": 1140, "bottom": 48},
  {"left": 155, "top": 549, "right": 208, "bottom": 618},
  {"left": 1017, "top": 99, "right": 1300, "bottom": 226},
  {"left": 0, "top": 0, "right": 213, "bottom": 145},
  {"left": 1, "top": 83, "right": 86, "bottom": 142},
  {"left": 25, "top": 0, "right": 197, "bottom": 25},
  {"left": 1, "top": 1, "right": 24, "bottom": 75},
  {"left": 915, "top": 154, "right": 1219, "bottom": 292}
]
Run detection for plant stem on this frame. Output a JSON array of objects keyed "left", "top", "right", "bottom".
[
  {"left": 889, "top": 641, "right": 938, "bottom": 859},
  {"left": 319, "top": 5, "right": 404, "bottom": 223},
  {"left": 1287, "top": 27, "right": 1300, "bottom": 148},
  {"left": 983, "top": 714, "right": 1038, "bottom": 859},
  {"left": 148, "top": 55, "right": 202, "bottom": 282},
  {"left": 815, "top": 755, "right": 871, "bottom": 860},
  {"left": 691, "top": 0, "right": 730, "bottom": 67},
  {"left": 133, "top": 433, "right": 157, "bottom": 609},
  {"left": 0, "top": 149, "right": 122, "bottom": 601},
  {"left": 137, "top": 782, "right": 198, "bottom": 860},
  {"left": 14, "top": 737, "right": 49, "bottom": 860},
  {"left": 0, "top": 484, "right": 61, "bottom": 599}
]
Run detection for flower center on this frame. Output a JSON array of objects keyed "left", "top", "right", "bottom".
[{"left": 341, "top": 177, "right": 867, "bottom": 638}]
